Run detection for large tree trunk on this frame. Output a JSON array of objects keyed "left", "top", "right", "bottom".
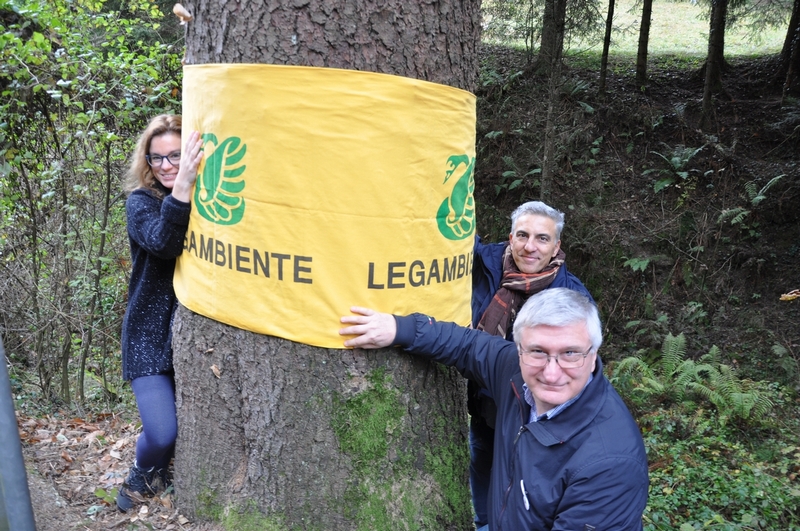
[
  {"left": 173, "top": 1, "right": 481, "bottom": 529},
  {"left": 635, "top": 0, "right": 652, "bottom": 88}
]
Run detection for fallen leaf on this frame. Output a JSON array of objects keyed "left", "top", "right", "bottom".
[
  {"left": 160, "top": 493, "right": 173, "bottom": 509},
  {"left": 85, "top": 430, "right": 105, "bottom": 444},
  {"left": 35, "top": 429, "right": 53, "bottom": 440},
  {"left": 780, "top": 289, "right": 800, "bottom": 301},
  {"left": 210, "top": 364, "right": 221, "bottom": 378}
]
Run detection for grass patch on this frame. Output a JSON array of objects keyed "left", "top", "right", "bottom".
[
  {"left": 576, "top": 0, "right": 784, "bottom": 57},
  {"left": 487, "top": 0, "right": 785, "bottom": 58}
]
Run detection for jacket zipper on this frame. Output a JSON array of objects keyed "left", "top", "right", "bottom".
[{"left": 497, "top": 379, "right": 528, "bottom": 530}]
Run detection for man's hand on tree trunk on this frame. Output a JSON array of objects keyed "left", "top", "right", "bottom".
[{"left": 340, "top": 307, "right": 397, "bottom": 349}]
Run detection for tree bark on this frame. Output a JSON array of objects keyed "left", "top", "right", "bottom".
[
  {"left": 538, "top": 0, "right": 567, "bottom": 76},
  {"left": 708, "top": 0, "right": 728, "bottom": 88},
  {"left": 701, "top": 0, "right": 727, "bottom": 130},
  {"left": 780, "top": 0, "right": 800, "bottom": 99},
  {"left": 635, "top": 0, "right": 652, "bottom": 88},
  {"left": 536, "top": 0, "right": 568, "bottom": 195},
  {"left": 183, "top": 0, "right": 480, "bottom": 92},
  {"left": 781, "top": 0, "right": 800, "bottom": 70},
  {"left": 540, "top": 57, "right": 563, "bottom": 202},
  {"left": 173, "top": 1, "right": 481, "bottom": 529},
  {"left": 538, "top": 0, "right": 570, "bottom": 199},
  {"left": 599, "top": 0, "right": 616, "bottom": 95}
]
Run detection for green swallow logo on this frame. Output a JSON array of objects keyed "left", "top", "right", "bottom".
[
  {"left": 436, "top": 154, "right": 475, "bottom": 240},
  {"left": 194, "top": 133, "right": 246, "bottom": 225}
]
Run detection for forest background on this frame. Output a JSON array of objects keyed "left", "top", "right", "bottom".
[{"left": 0, "top": 0, "right": 799, "bottom": 529}]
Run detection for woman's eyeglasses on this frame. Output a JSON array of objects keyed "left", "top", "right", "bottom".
[{"left": 145, "top": 151, "right": 181, "bottom": 167}]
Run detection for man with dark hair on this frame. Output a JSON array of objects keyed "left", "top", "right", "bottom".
[{"left": 340, "top": 288, "right": 649, "bottom": 531}]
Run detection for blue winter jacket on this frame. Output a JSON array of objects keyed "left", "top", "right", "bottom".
[
  {"left": 394, "top": 314, "right": 649, "bottom": 531},
  {"left": 121, "top": 187, "right": 191, "bottom": 381}
]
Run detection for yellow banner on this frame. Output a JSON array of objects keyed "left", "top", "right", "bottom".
[{"left": 175, "top": 64, "right": 476, "bottom": 348}]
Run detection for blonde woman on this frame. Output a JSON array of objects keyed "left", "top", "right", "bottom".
[{"left": 117, "top": 115, "right": 202, "bottom": 512}]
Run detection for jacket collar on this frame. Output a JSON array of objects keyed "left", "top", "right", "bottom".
[{"left": 511, "top": 357, "right": 608, "bottom": 447}]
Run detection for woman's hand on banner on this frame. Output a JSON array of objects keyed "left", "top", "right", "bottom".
[
  {"left": 173, "top": 130, "right": 204, "bottom": 203},
  {"left": 340, "top": 307, "right": 396, "bottom": 348}
]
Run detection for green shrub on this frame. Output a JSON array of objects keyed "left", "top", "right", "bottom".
[
  {"left": 0, "top": 0, "right": 182, "bottom": 406},
  {"left": 641, "top": 406, "right": 800, "bottom": 531},
  {"left": 611, "top": 333, "right": 800, "bottom": 530}
]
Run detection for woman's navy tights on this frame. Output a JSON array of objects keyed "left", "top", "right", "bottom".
[{"left": 131, "top": 374, "right": 177, "bottom": 469}]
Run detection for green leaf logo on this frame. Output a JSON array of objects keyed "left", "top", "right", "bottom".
[
  {"left": 194, "top": 134, "right": 246, "bottom": 225},
  {"left": 436, "top": 154, "right": 475, "bottom": 240}
]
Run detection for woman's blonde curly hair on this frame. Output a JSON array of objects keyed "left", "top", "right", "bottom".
[{"left": 124, "top": 114, "right": 182, "bottom": 197}]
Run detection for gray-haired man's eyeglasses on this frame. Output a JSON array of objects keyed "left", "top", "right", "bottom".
[{"left": 518, "top": 346, "right": 593, "bottom": 368}]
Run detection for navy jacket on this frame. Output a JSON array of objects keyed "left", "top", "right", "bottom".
[
  {"left": 121, "top": 187, "right": 190, "bottom": 381},
  {"left": 394, "top": 315, "right": 649, "bottom": 531}
]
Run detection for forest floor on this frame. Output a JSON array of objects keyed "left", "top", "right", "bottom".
[
  {"left": 19, "top": 412, "right": 211, "bottom": 531},
  {"left": 17, "top": 46, "right": 800, "bottom": 530}
]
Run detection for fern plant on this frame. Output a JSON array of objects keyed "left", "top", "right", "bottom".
[
  {"left": 612, "top": 333, "right": 773, "bottom": 425},
  {"left": 689, "top": 346, "right": 774, "bottom": 425},
  {"left": 643, "top": 144, "right": 704, "bottom": 193},
  {"left": 717, "top": 174, "right": 785, "bottom": 239},
  {"left": 612, "top": 333, "right": 694, "bottom": 404}
]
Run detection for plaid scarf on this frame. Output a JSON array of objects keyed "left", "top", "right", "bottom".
[{"left": 476, "top": 245, "right": 565, "bottom": 338}]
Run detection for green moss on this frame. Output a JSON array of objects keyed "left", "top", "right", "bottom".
[
  {"left": 331, "top": 369, "right": 404, "bottom": 473},
  {"left": 425, "top": 442, "right": 471, "bottom": 521},
  {"left": 354, "top": 482, "right": 395, "bottom": 531},
  {"left": 219, "top": 503, "right": 286, "bottom": 531},
  {"left": 422, "top": 409, "right": 471, "bottom": 522},
  {"left": 196, "top": 477, "right": 223, "bottom": 521},
  {"left": 197, "top": 488, "right": 287, "bottom": 531},
  {"left": 352, "top": 476, "right": 450, "bottom": 531},
  {"left": 331, "top": 368, "right": 471, "bottom": 529}
]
